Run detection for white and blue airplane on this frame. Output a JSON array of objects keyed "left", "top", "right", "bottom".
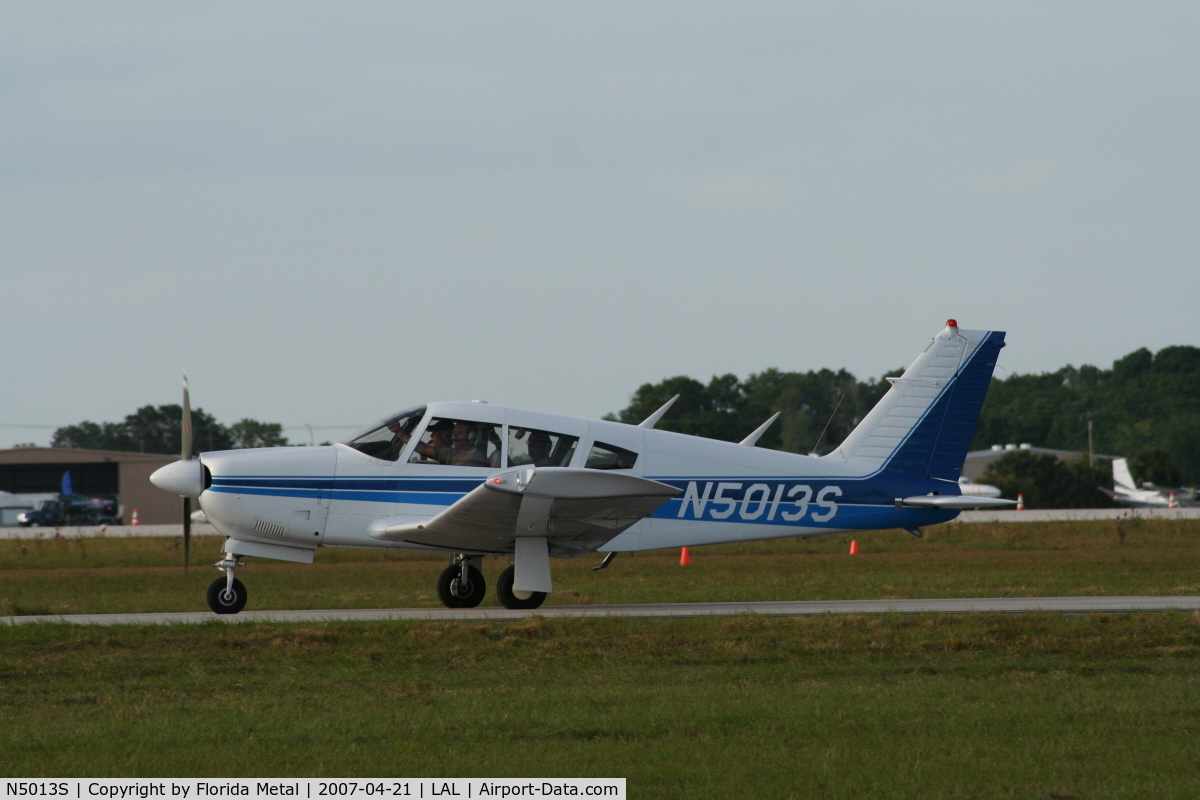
[{"left": 151, "top": 320, "right": 1013, "bottom": 614}]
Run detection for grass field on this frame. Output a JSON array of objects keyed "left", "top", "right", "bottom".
[
  {"left": 1, "top": 518, "right": 1198, "bottom": 615},
  {"left": 2, "top": 520, "right": 1199, "bottom": 796},
  {"left": 3, "top": 613, "right": 1200, "bottom": 797}
]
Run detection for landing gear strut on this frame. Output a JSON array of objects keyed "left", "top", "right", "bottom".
[
  {"left": 207, "top": 551, "right": 247, "bottom": 614},
  {"left": 437, "top": 554, "right": 486, "bottom": 608},
  {"left": 496, "top": 565, "right": 546, "bottom": 610}
]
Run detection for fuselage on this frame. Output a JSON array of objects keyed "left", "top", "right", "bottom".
[{"left": 196, "top": 400, "right": 960, "bottom": 559}]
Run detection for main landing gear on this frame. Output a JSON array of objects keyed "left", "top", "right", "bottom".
[
  {"left": 207, "top": 551, "right": 247, "bottom": 614},
  {"left": 435, "top": 555, "right": 547, "bottom": 610},
  {"left": 437, "top": 555, "right": 487, "bottom": 608},
  {"left": 496, "top": 565, "right": 546, "bottom": 610}
]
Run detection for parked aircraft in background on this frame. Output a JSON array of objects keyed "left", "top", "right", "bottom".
[
  {"left": 152, "top": 320, "right": 1014, "bottom": 614},
  {"left": 1104, "top": 458, "right": 1197, "bottom": 508},
  {"left": 957, "top": 476, "right": 1002, "bottom": 498}
]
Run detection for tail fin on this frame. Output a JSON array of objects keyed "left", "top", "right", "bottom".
[
  {"left": 826, "top": 321, "right": 1006, "bottom": 480},
  {"left": 1112, "top": 458, "right": 1137, "bottom": 491}
]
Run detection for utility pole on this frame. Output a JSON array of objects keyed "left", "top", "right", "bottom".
[{"left": 1081, "top": 412, "right": 1095, "bottom": 468}]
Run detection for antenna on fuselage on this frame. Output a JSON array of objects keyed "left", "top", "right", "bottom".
[
  {"left": 739, "top": 412, "right": 781, "bottom": 447},
  {"left": 809, "top": 392, "right": 844, "bottom": 457},
  {"left": 638, "top": 394, "right": 680, "bottom": 429}
]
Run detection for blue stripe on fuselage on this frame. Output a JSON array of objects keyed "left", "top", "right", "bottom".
[
  {"left": 651, "top": 477, "right": 956, "bottom": 529},
  {"left": 206, "top": 485, "right": 463, "bottom": 506},
  {"left": 209, "top": 476, "right": 482, "bottom": 493},
  {"left": 207, "top": 474, "right": 957, "bottom": 529}
]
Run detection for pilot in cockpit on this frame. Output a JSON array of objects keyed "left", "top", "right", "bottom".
[{"left": 412, "top": 420, "right": 497, "bottom": 467}]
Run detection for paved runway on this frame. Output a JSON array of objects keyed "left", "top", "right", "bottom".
[{"left": 4, "top": 595, "right": 1199, "bottom": 626}]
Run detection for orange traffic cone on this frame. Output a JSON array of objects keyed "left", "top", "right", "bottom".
[
  {"left": 849, "top": 540, "right": 859, "bottom": 555},
  {"left": 1016, "top": 494, "right": 1024, "bottom": 511},
  {"left": 679, "top": 547, "right": 691, "bottom": 566},
  {"left": 131, "top": 509, "right": 140, "bottom": 526},
  {"left": 1169, "top": 492, "right": 1178, "bottom": 509}
]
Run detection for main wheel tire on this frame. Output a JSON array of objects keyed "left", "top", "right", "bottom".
[
  {"left": 206, "top": 577, "right": 248, "bottom": 614},
  {"left": 437, "top": 564, "right": 486, "bottom": 608},
  {"left": 496, "top": 565, "right": 546, "bottom": 610}
]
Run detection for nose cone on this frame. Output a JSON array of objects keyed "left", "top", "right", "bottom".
[{"left": 150, "top": 459, "right": 206, "bottom": 498}]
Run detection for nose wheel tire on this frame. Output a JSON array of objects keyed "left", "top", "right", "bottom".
[
  {"left": 496, "top": 565, "right": 546, "bottom": 610},
  {"left": 206, "top": 577, "right": 248, "bottom": 614},
  {"left": 437, "top": 564, "right": 486, "bottom": 608}
]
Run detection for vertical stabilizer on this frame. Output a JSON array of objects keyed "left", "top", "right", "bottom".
[
  {"left": 1112, "top": 458, "right": 1137, "bottom": 491},
  {"left": 826, "top": 321, "right": 1006, "bottom": 480}
]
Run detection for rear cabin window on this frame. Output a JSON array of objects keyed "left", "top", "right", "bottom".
[
  {"left": 408, "top": 418, "right": 501, "bottom": 468},
  {"left": 508, "top": 428, "right": 578, "bottom": 468},
  {"left": 584, "top": 441, "right": 638, "bottom": 470},
  {"left": 343, "top": 406, "right": 427, "bottom": 462}
]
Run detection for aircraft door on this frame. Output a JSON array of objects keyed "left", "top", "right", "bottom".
[{"left": 303, "top": 482, "right": 330, "bottom": 543}]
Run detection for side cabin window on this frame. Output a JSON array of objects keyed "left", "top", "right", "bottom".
[
  {"left": 508, "top": 427, "right": 578, "bottom": 468},
  {"left": 585, "top": 441, "right": 638, "bottom": 470},
  {"left": 343, "top": 406, "right": 427, "bottom": 462},
  {"left": 408, "top": 418, "right": 501, "bottom": 468}
]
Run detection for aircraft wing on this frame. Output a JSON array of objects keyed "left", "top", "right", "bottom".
[
  {"left": 368, "top": 467, "right": 681, "bottom": 556},
  {"left": 1142, "top": 482, "right": 1196, "bottom": 498}
]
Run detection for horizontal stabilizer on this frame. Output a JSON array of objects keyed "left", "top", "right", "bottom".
[
  {"left": 896, "top": 495, "right": 1017, "bottom": 510},
  {"left": 369, "top": 467, "right": 680, "bottom": 555}
]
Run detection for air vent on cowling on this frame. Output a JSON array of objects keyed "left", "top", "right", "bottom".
[{"left": 253, "top": 518, "right": 288, "bottom": 538}]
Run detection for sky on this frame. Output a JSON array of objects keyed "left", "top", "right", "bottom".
[{"left": 2, "top": 1, "right": 1197, "bottom": 449}]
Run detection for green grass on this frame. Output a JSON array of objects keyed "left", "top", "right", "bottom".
[
  {"left": 3, "top": 520, "right": 1200, "bottom": 794},
  {"left": 2, "top": 613, "right": 1200, "bottom": 798},
  {"left": 2, "top": 519, "right": 1198, "bottom": 616}
]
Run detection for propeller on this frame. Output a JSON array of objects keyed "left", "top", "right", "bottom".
[{"left": 181, "top": 372, "right": 193, "bottom": 573}]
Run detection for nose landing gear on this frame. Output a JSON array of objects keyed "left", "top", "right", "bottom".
[{"left": 207, "top": 552, "right": 247, "bottom": 614}]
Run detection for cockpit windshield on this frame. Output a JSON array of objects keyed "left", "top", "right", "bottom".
[{"left": 342, "top": 406, "right": 427, "bottom": 461}]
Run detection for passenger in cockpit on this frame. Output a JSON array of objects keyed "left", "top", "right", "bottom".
[{"left": 526, "top": 431, "right": 557, "bottom": 467}]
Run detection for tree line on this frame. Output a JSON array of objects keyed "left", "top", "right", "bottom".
[
  {"left": 52, "top": 405, "right": 289, "bottom": 454},
  {"left": 973, "top": 345, "right": 1200, "bottom": 487},
  {"left": 608, "top": 344, "right": 1200, "bottom": 491},
  {"left": 605, "top": 367, "right": 903, "bottom": 456},
  {"left": 51, "top": 343, "right": 1200, "bottom": 498}
]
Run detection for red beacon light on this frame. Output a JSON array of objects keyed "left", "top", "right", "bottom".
[
  {"left": 945, "top": 319, "right": 958, "bottom": 328},
  {"left": 490, "top": 477, "right": 505, "bottom": 485}
]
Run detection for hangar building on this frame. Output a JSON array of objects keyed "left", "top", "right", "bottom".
[
  {"left": 962, "top": 443, "right": 1111, "bottom": 480},
  {"left": 0, "top": 447, "right": 179, "bottom": 525}
]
